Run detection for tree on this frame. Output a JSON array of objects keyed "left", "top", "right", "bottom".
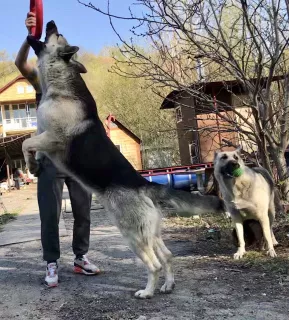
[
  {"left": 0, "top": 50, "right": 18, "bottom": 87},
  {"left": 79, "top": 0, "right": 289, "bottom": 202}
]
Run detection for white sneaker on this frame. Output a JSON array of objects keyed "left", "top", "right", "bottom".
[
  {"left": 45, "top": 262, "right": 58, "bottom": 287},
  {"left": 73, "top": 255, "right": 100, "bottom": 275}
]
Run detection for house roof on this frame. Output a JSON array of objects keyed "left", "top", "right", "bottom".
[
  {"left": 105, "top": 114, "right": 141, "bottom": 143},
  {"left": 0, "top": 75, "right": 25, "bottom": 95},
  {"left": 161, "top": 75, "right": 286, "bottom": 110},
  {"left": 0, "top": 133, "right": 31, "bottom": 160}
]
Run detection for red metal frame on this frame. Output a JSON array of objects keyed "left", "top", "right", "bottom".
[{"left": 139, "top": 163, "right": 213, "bottom": 176}]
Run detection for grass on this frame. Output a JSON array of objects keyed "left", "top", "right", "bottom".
[
  {"left": 0, "top": 212, "right": 18, "bottom": 230},
  {"left": 165, "top": 212, "right": 289, "bottom": 275},
  {"left": 234, "top": 251, "right": 289, "bottom": 274},
  {"left": 164, "top": 212, "right": 232, "bottom": 230}
]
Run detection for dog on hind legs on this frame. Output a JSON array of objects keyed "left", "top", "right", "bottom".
[
  {"left": 214, "top": 147, "right": 278, "bottom": 260},
  {"left": 22, "top": 22, "right": 225, "bottom": 299}
]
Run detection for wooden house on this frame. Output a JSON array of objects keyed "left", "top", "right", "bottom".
[
  {"left": 104, "top": 114, "right": 142, "bottom": 170},
  {"left": 161, "top": 77, "right": 283, "bottom": 165},
  {"left": 0, "top": 75, "right": 37, "bottom": 177},
  {"left": 0, "top": 76, "right": 142, "bottom": 182}
]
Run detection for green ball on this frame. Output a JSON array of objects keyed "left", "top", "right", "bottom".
[{"left": 232, "top": 167, "right": 244, "bottom": 177}]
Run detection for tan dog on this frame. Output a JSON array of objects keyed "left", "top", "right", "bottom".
[{"left": 214, "top": 148, "right": 278, "bottom": 259}]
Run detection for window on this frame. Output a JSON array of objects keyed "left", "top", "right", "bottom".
[
  {"left": 18, "top": 104, "right": 26, "bottom": 118},
  {"left": 17, "top": 86, "right": 25, "bottom": 94},
  {"left": 12, "top": 105, "right": 20, "bottom": 119},
  {"left": 176, "top": 106, "right": 182, "bottom": 123},
  {"left": 11, "top": 104, "right": 26, "bottom": 120},
  {"left": 26, "top": 85, "right": 34, "bottom": 93},
  {"left": 28, "top": 103, "right": 36, "bottom": 117},
  {"left": 4, "top": 105, "right": 10, "bottom": 120}
]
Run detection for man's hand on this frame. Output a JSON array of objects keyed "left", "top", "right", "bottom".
[{"left": 25, "top": 12, "right": 36, "bottom": 34}]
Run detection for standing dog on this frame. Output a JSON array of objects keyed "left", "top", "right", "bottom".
[
  {"left": 22, "top": 28, "right": 224, "bottom": 299},
  {"left": 214, "top": 148, "right": 278, "bottom": 259}
]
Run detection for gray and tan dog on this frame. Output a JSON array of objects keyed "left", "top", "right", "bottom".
[
  {"left": 214, "top": 148, "right": 278, "bottom": 259},
  {"left": 22, "top": 23, "right": 224, "bottom": 299}
]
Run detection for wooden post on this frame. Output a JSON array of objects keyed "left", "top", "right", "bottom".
[
  {"left": 213, "top": 90, "right": 223, "bottom": 151},
  {"left": 4, "top": 147, "right": 11, "bottom": 192},
  {"left": 6, "top": 164, "right": 11, "bottom": 192}
]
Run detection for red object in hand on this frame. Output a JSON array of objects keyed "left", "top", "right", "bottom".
[{"left": 30, "top": 0, "right": 43, "bottom": 39}]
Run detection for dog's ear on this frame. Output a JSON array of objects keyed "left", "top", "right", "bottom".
[
  {"left": 59, "top": 45, "right": 80, "bottom": 61},
  {"left": 214, "top": 150, "right": 219, "bottom": 161},
  {"left": 71, "top": 60, "right": 87, "bottom": 74},
  {"left": 27, "top": 35, "right": 46, "bottom": 56}
]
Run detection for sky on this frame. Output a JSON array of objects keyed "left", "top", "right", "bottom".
[{"left": 0, "top": 0, "right": 142, "bottom": 57}]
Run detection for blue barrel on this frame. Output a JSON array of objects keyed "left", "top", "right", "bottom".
[{"left": 143, "top": 172, "right": 205, "bottom": 191}]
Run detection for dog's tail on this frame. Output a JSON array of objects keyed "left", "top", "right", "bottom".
[{"left": 144, "top": 183, "right": 225, "bottom": 216}]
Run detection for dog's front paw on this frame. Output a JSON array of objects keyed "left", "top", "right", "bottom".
[
  {"left": 233, "top": 249, "right": 246, "bottom": 260},
  {"left": 160, "top": 281, "right": 175, "bottom": 294},
  {"left": 134, "top": 289, "right": 154, "bottom": 299},
  {"left": 267, "top": 248, "right": 277, "bottom": 258}
]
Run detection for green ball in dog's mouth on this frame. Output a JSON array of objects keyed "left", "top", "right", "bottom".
[{"left": 232, "top": 167, "right": 244, "bottom": 177}]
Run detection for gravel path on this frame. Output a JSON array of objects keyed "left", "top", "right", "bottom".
[{"left": 0, "top": 185, "right": 289, "bottom": 320}]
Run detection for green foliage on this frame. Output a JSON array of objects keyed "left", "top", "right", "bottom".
[{"left": 0, "top": 50, "right": 18, "bottom": 88}]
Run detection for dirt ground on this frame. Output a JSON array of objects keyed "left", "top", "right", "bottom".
[{"left": 0, "top": 185, "right": 289, "bottom": 320}]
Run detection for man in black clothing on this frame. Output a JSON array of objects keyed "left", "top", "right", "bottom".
[{"left": 15, "top": 13, "right": 100, "bottom": 287}]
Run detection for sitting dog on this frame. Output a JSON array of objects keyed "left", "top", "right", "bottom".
[
  {"left": 214, "top": 148, "right": 278, "bottom": 259},
  {"left": 22, "top": 29, "right": 224, "bottom": 299}
]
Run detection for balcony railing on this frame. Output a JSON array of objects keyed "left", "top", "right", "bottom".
[{"left": 3, "top": 117, "right": 37, "bottom": 130}]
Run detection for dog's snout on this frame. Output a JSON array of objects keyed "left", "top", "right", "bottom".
[
  {"left": 230, "top": 160, "right": 240, "bottom": 169},
  {"left": 46, "top": 20, "right": 58, "bottom": 34},
  {"left": 45, "top": 20, "right": 59, "bottom": 43},
  {"left": 47, "top": 20, "right": 56, "bottom": 28}
]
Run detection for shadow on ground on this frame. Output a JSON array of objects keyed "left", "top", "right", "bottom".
[{"left": 0, "top": 207, "right": 289, "bottom": 320}]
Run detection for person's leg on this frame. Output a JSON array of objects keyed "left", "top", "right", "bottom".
[
  {"left": 65, "top": 177, "right": 91, "bottom": 257},
  {"left": 38, "top": 157, "right": 64, "bottom": 263},
  {"left": 65, "top": 177, "right": 100, "bottom": 275},
  {"left": 15, "top": 179, "right": 20, "bottom": 190}
]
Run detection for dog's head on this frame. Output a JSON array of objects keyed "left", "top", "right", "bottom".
[
  {"left": 214, "top": 147, "right": 245, "bottom": 179},
  {"left": 27, "top": 20, "right": 87, "bottom": 76}
]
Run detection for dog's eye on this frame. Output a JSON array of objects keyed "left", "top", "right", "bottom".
[
  {"left": 234, "top": 155, "right": 239, "bottom": 160},
  {"left": 221, "top": 154, "right": 228, "bottom": 160}
]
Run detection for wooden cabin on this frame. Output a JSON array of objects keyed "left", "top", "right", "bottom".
[
  {"left": 161, "top": 77, "right": 282, "bottom": 165},
  {"left": 104, "top": 114, "right": 142, "bottom": 170}
]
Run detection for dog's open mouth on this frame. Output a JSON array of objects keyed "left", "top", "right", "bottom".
[{"left": 221, "top": 162, "right": 240, "bottom": 178}]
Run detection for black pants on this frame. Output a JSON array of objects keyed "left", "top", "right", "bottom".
[
  {"left": 37, "top": 157, "right": 92, "bottom": 262},
  {"left": 14, "top": 179, "right": 20, "bottom": 190}
]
